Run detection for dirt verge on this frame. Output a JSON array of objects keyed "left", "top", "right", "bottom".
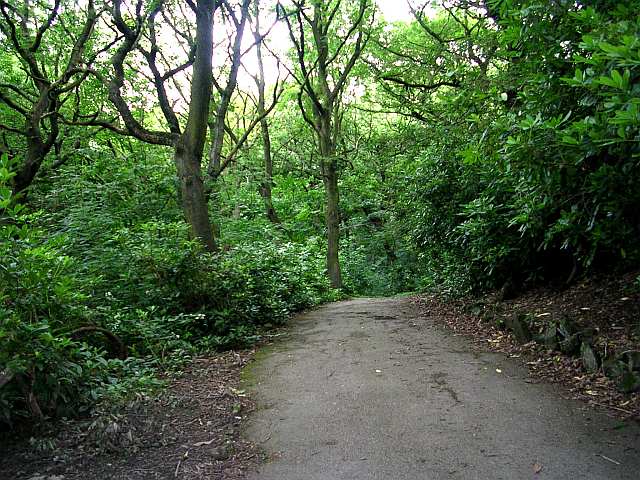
[{"left": 0, "top": 350, "right": 259, "bottom": 480}]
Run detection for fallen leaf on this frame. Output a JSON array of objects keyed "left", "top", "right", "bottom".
[
  {"left": 194, "top": 439, "right": 215, "bottom": 447},
  {"left": 533, "top": 463, "right": 543, "bottom": 474}
]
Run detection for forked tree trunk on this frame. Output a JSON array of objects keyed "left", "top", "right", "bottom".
[
  {"left": 173, "top": 0, "right": 216, "bottom": 252},
  {"left": 3, "top": 0, "right": 97, "bottom": 197}
]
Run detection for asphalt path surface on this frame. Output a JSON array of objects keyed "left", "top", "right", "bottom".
[{"left": 244, "top": 297, "right": 640, "bottom": 479}]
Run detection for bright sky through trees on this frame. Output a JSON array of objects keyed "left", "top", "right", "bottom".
[
  {"left": 232, "top": 0, "right": 416, "bottom": 88},
  {"left": 377, "top": 0, "right": 414, "bottom": 22}
]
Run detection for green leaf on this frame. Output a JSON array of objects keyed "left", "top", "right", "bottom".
[{"left": 597, "top": 76, "right": 618, "bottom": 88}]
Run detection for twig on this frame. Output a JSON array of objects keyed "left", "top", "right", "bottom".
[
  {"left": 596, "top": 454, "right": 621, "bottom": 465},
  {"left": 175, "top": 450, "right": 189, "bottom": 477},
  {"left": 590, "top": 401, "right": 636, "bottom": 417}
]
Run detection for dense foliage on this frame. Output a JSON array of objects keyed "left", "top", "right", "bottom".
[
  {"left": 0, "top": 142, "right": 338, "bottom": 424},
  {"left": 380, "top": 1, "right": 640, "bottom": 293},
  {"left": 1, "top": 0, "right": 638, "bottom": 425}
]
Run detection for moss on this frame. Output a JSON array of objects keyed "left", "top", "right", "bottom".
[{"left": 240, "top": 341, "right": 290, "bottom": 389}]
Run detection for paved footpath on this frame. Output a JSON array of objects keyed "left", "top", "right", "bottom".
[{"left": 244, "top": 297, "right": 640, "bottom": 480}]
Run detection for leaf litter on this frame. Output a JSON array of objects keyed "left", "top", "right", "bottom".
[
  {"left": 0, "top": 350, "right": 260, "bottom": 479},
  {"left": 413, "top": 270, "right": 640, "bottom": 421}
]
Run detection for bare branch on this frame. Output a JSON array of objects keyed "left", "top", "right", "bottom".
[
  {"left": 139, "top": 8, "right": 181, "bottom": 133},
  {"left": 106, "top": 0, "right": 175, "bottom": 146},
  {"left": 0, "top": 89, "right": 29, "bottom": 116},
  {"left": 0, "top": 122, "right": 25, "bottom": 135},
  {"left": 30, "top": 0, "right": 61, "bottom": 52},
  {"left": 381, "top": 75, "right": 460, "bottom": 90}
]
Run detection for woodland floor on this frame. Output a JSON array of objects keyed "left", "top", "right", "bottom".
[
  {"left": 0, "top": 351, "right": 260, "bottom": 480},
  {"left": 1, "top": 272, "right": 639, "bottom": 479}
]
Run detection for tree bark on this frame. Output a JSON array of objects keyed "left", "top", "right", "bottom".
[
  {"left": 258, "top": 118, "right": 280, "bottom": 224},
  {"left": 253, "top": 8, "right": 280, "bottom": 224},
  {"left": 12, "top": 86, "right": 57, "bottom": 195},
  {"left": 13, "top": 138, "right": 48, "bottom": 195},
  {"left": 323, "top": 157, "right": 341, "bottom": 288},
  {"left": 318, "top": 110, "right": 342, "bottom": 288},
  {"left": 174, "top": 141, "right": 215, "bottom": 251},
  {"left": 281, "top": 0, "right": 370, "bottom": 289},
  {"left": 173, "top": 0, "right": 217, "bottom": 251}
]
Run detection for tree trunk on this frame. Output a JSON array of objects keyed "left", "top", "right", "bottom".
[
  {"left": 257, "top": 90, "right": 280, "bottom": 224},
  {"left": 174, "top": 0, "right": 217, "bottom": 252},
  {"left": 319, "top": 115, "right": 342, "bottom": 288},
  {"left": 280, "top": 0, "right": 368, "bottom": 289},
  {"left": 323, "top": 158, "right": 341, "bottom": 288},
  {"left": 11, "top": 90, "right": 55, "bottom": 196},
  {"left": 174, "top": 140, "right": 216, "bottom": 251},
  {"left": 253, "top": 9, "right": 281, "bottom": 225},
  {"left": 12, "top": 140, "right": 47, "bottom": 195}
]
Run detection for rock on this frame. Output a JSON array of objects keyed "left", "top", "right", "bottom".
[
  {"left": 480, "top": 313, "right": 495, "bottom": 324},
  {"left": 210, "top": 444, "right": 232, "bottom": 461},
  {"left": 578, "top": 327, "right": 597, "bottom": 343},
  {"left": 498, "top": 279, "right": 519, "bottom": 301},
  {"left": 557, "top": 317, "right": 576, "bottom": 339},
  {"left": 617, "top": 370, "right": 640, "bottom": 393},
  {"left": 602, "top": 357, "right": 626, "bottom": 381},
  {"left": 558, "top": 334, "right": 581, "bottom": 355},
  {"left": 620, "top": 350, "right": 640, "bottom": 371},
  {"left": 467, "top": 302, "right": 484, "bottom": 317},
  {"left": 580, "top": 342, "right": 599, "bottom": 373},
  {"left": 505, "top": 314, "right": 532, "bottom": 344},
  {"left": 534, "top": 324, "right": 558, "bottom": 350}
]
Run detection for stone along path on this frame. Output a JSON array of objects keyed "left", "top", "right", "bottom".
[{"left": 244, "top": 297, "right": 640, "bottom": 480}]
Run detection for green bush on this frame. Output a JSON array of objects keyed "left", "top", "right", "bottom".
[
  {"left": 389, "top": 4, "right": 640, "bottom": 293},
  {"left": 1, "top": 153, "right": 105, "bottom": 423},
  {"left": 1, "top": 150, "right": 337, "bottom": 426}
]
